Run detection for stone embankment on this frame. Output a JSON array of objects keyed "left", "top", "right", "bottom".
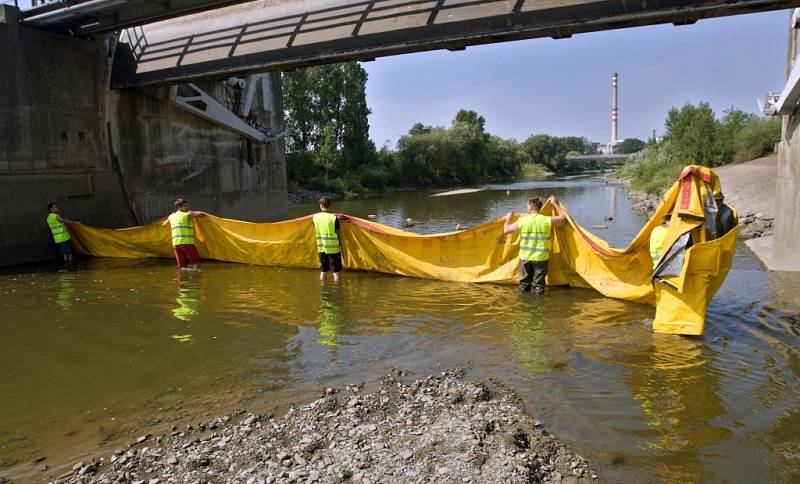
[{"left": 56, "top": 370, "right": 595, "bottom": 484}]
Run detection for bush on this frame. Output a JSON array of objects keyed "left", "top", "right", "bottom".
[
  {"left": 733, "top": 117, "right": 781, "bottom": 162},
  {"left": 616, "top": 140, "right": 683, "bottom": 194}
]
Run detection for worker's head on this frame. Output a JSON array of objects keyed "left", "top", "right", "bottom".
[
  {"left": 663, "top": 212, "right": 672, "bottom": 225},
  {"left": 527, "top": 197, "right": 543, "bottom": 213},
  {"left": 175, "top": 199, "right": 188, "bottom": 211},
  {"left": 319, "top": 196, "right": 331, "bottom": 210},
  {"left": 47, "top": 202, "right": 59, "bottom": 213}
]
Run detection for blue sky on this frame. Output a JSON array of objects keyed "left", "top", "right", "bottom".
[{"left": 364, "top": 10, "right": 788, "bottom": 148}]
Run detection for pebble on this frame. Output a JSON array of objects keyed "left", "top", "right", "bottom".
[{"left": 57, "top": 370, "right": 595, "bottom": 484}]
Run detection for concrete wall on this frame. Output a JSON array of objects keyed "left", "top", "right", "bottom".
[
  {"left": 0, "top": 5, "right": 134, "bottom": 266},
  {"left": 776, "top": 20, "right": 800, "bottom": 271},
  {"left": 0, "top": 4, "right": 287, "bottom": 266},
  {"left": 110, "top": 78, "right": 287, "bottom": 224}
]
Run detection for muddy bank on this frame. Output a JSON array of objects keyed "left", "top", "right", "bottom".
[{"left": 55, "top": 370, "right": 595, "bottom": 484}]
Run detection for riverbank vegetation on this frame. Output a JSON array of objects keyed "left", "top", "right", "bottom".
[
  {"left": 617, "top": 102, "right": 780, "bottom": 194},
  {"left": 283, "top": 63, "right": 598, "bottom": 195}
]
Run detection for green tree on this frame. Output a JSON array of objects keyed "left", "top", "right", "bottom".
[
  {"left": 282, "top": 70, "right": 315, "bottom": 153},
  {"left": 340, "top": 62, "right": 375, "bottom": 172},
  {"left": 317, "top": 125, "right": 338, "bottom": 181},
  {"left": 453, "top": 109, "right": 486, "bottom": 132},
  {"left": 715, "top": 108, "right": 755, "bottom": 165},
  {"left": 283, "top": 62, "right": 378, "bottom": 190},
  {"left": 520, "top": 134, "right": 594, "bottom": 173},
  {"left": 409, "top": 122, "right": 431, "bottom": 136},
  {"left": 616, "top": 138, "right": 646, "bottom": 154},
  {"left": 664, "top": 102, "right": 718, "bottom": 165}
]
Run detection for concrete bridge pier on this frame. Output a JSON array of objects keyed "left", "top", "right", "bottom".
[
  {"left": 0, "top": 4, "right": 287, "bottom": 267},
  {"left": 775, "top": 20, "right": 800, "bottom": 271}
]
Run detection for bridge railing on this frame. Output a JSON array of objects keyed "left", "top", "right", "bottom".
[{"left": 125, "top": 0, "right": 524, "bottom": 69}]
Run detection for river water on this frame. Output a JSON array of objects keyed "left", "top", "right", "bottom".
[{"left": 3, "top": 175, "right": 800, "bottom": 482}]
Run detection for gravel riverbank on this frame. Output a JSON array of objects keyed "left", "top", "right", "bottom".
[{"left": 55, "top": 370, "right": 595, "bottom": 484}]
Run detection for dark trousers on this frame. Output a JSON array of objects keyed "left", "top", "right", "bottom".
[{"left": 520, "top": 260, "right": 548, "bottom": 294}]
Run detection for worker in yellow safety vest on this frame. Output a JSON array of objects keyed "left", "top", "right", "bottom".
[
  {"left": 503, "top": 196, "right": 565, "bottom": 294},
  {"left": 46, "top": 202, "right": 81, "bottom": 270},
  {"left": 312, "top": 196, "right": 342, "bottom": 282},
  {"left": 649, "top": 214, "right": 670, "bottom": 268},
  {"left": 160, "top": 198, "right": 208, "bottom": 270}
]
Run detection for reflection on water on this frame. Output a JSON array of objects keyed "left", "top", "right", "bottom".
[
  {"left": 172, "top": 272, "right": 202, "bottom": 322},
  {"left": 56, "top": 272, "right": 76, "bottom": 311},
  {"left": 2, "top": 177, "right": 800, "bottom": 482},
  {"left": 316, "top": 285, "right": 343, "bottom": 349}
]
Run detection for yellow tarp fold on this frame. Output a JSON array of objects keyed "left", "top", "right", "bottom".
[{"left": 71, "top": 165, "right": 737, "bottom": 336}]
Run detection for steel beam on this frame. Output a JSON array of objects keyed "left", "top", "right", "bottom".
[{"left": 170, "top": 83, "right": 273, "bottom": 143}]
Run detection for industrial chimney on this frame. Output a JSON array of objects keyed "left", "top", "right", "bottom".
[{"left": 611, "top": 72, "right": 618, "bottom": 147}]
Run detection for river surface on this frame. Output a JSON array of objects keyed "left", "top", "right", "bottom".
[{"left": 3, "top": 176, "right": 800, "bottom": 482}]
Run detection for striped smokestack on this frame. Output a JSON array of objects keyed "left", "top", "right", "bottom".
[{"left": 611, "top": 72, "right": 618, "bottom": 146}]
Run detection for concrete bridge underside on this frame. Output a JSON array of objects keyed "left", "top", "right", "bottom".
[{"left": 109, "top": 0, "right": 800, "bottom": 87}]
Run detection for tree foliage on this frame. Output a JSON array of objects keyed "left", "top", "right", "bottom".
[
  {"left": 618, "top": 102, "right": 780, "bottom": 194},
  {"left": 285, "top": 65, "right": 582, "bottom": 192},
  {"left": 616, "top": 138, "right": 646, "bottom": 154},
  {"left": 394, "top": 111, "right": 527, "bottom": 187},
  {"left": 283, "top": 62, "right": 374, "bottom": 190},
  {"left": 520, "top": 135, "right": 596, "bottom": 173}
]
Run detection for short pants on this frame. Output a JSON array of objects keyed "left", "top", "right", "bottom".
[
  {"left": 56, "top": 239, "right": 74, "bottom": 256},
  {"left": 174, "top": 244, "right": 201, "bottom": 268},
  {"left": 319, "top": 252, "right": 342, "bottom": 273},
  {"left": 520, "top": 260, "right": 548, "bottom": 294}
]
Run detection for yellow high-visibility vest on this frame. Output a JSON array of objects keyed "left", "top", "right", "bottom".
[
  {"left": 168, "top": 211, "right": 195, "bottom": 246},
  {"left": 650, "top": 225, "right": 669, "bottom": 266},
  {"left": 518, "top": 213, "right": 551, "bottom": 262},
  {"left": 313, "top": 212, "right": 340, "bottom": 254},
  {"left": 47, "top": 213, "right": 71, "bottom": 243}
]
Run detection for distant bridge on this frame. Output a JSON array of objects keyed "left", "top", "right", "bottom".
[{"left": 18, "top": 0, "right": 800, "bottom": 87}]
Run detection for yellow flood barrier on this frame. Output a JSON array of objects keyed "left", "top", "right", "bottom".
[{"left": 70, "top": 165, "right": 737, "bottom": 336}]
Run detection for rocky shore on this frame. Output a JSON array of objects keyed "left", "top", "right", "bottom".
[
  {"left": 622, "top": 180, "right": 773, "bottom": 241},
  {"left": 55, "top": 370, "right": 595, "bottom": 484}
]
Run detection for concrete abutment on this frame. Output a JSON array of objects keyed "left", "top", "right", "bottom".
[
  {"left": 0, "top": 4, "right": 287, "bottom": 267},
  {"left": 776, "top": 19, "right": 800, "bottom": 271}
]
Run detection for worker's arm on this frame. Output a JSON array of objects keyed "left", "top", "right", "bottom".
[
  {"left": 160, "top": 218, "right": 170, "bottom": 227},
  {"left": 188, "top": 211, "right": 207, "bottom": 219},
  {"left": 550, "top": 198, "right": 566, "bottom": 227},
  {"left": 503, "top": 212, "right": 518, "bottom": 234},
  {"left": 58, "top": 215, "right": 81, "bottom": 225}
]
